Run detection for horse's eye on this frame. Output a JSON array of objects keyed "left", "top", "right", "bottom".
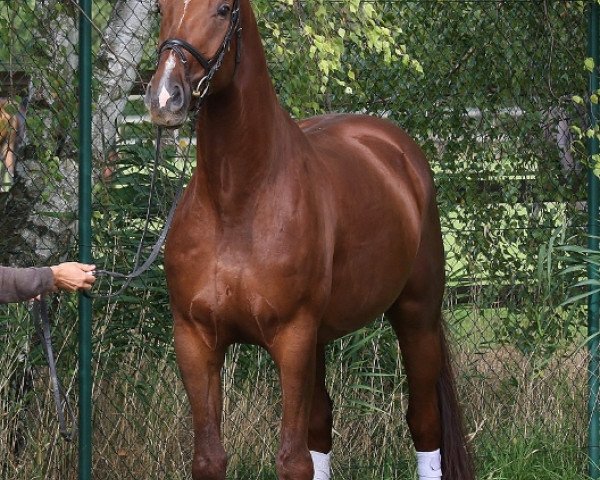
[{"left": 217, "top": 4, "right": 231, "bottom": 17}]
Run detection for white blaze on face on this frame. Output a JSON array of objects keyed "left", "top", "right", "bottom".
[
  {"left": 178, "top": 0, "right": 192, "bottom": 29},
  {"left": 158, "top": 85, "right": 171, "bottom": 108},
  {"left": 158, "top": 53, "right": 177, "bottom": 108}
]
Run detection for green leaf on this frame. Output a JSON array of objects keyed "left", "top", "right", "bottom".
[
  {"left": 585, "top": 57, "right": 595, "bottom": 72},
  {"left": 362, "top": 3, "right": 375, "bottom": 18},
  {"left": 572, "top": 95, "right": 584, "bottom": 105},
  {"left": 561, "top": 287, "right": 600, "bottom": 306}
]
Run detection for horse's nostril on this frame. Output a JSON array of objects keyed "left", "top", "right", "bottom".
[
  {"left": 170, "top": 84, "right": 184, "bottom": 111},
  {"left": 146, "top": 77, "right": 189, "bottom": 125}
]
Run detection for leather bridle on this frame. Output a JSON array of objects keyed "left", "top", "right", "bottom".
[{"left": 157, "top": 0, "right": 242, "bottom": 102}]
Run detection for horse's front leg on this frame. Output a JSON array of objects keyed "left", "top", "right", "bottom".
[
  {"left": 270, "top": 318, "right": 318, "bottom": 480},
  {"left": 174, "top": 315, "right": 227, "bottom": 480}
]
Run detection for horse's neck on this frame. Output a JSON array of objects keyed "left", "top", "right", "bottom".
[{"left": 194, "top": 7, "right": 294, "bottom": 217}]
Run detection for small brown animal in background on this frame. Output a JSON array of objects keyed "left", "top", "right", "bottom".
[{"left": 0, "top": 97, "right": 27, "bottom": 190}]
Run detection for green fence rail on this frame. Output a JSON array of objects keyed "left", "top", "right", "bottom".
[{"left": 589, "top": 1, "right": 600, "bottom": 478}]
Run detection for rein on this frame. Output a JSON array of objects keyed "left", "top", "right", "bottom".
[{"left": 31, "top": 296, "right": 75, "bottom": 441}]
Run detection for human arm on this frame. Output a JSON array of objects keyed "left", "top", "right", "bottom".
[
  {"left": 0, "top": 262, "right": 96, "bottom": 303},
  {"left": 0, "top": 266, "right": 54, "bottom": 303}
]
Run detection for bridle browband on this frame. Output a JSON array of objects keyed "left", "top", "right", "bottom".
[{"left": 157, "top": 0, "right": 242, "bottom": 102}]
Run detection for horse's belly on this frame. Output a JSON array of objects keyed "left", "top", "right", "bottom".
[
  {"left": 318, "top": 206, "right": 422, "bottom": 340},
  {"left": 319, "top": 255, "right": 413, "bottom": 341}
]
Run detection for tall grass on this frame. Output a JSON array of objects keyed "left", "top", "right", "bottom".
[
  {"left": 1, "top": 300, "right": 79, "bottom": 480},
  {"left": 0, "top": 223, "right": 588, "bottom": 478},
  {"left": 1, "top": 300, "right": 588, "bottom": 479}
]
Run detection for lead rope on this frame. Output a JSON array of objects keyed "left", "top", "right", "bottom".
[
  {"left": 88, "top": 126, "right": 192, "bottom": 300},
  {"left": 32, "top": 127, "right": 191, "bottom": 441},
  {"left": 33, "top": 127, "right": 192, "bottom": 442},
  {"left": 31, "top": 296, "right": 75, "bottom": 441}
]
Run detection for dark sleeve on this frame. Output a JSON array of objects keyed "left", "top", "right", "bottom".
[{"left": 0, "top": 266, "right": 55, "bottom": 303}]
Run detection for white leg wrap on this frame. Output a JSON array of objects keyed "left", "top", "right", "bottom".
[
  {"left": 416, "top": 449, "right": 442, "bottom": 479},
  {"left": 310, "top": 450, "right": 331, "bottom": 480}
]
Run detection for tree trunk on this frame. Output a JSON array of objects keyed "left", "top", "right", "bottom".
[
  {"left": 93, "top": 0, "right": 156, "bottom": 166},
  {"left": 0, "top": 0, "right": 154, "bottom": 265}
]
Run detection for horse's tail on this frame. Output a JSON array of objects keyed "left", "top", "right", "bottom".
[{"left": 438, "top": 326, "right": 475, "bottom": 480}]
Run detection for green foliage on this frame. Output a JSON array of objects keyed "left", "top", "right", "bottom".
[
  {"left": 561, "top": 235, "right": 600, "bottom": 308},
  {"left": 499, "top": 226, "right": 585, "bottom": 362},
  {"left": 476, "top": 429, "right": 588, "bottom": 480},
  {"left": 254, "top": 0, "right": 423, "bottom": 117},
  {"left": 0, "top": 2, "right": 35, "bottom": 64}
]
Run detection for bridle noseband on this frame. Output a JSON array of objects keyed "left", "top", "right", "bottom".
[{"left": 157, "top": 0, "right": 242, "bottom": 101}]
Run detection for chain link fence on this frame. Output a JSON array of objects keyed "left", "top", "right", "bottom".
[{"left": 0, "top": 1, "right": 594, "bottom": 478}]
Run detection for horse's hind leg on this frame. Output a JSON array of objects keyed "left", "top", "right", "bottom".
[
  {"left": 387, "top": 288, "right": 443, "bottom": 454},
  {"left": 308, "top": 343, "right": 332, "bottom": 479},
  {"left": 387, "top": 213, "right": 473, "bottom": 479},
  {"left": 390, "top": 303, "right": 473, "bottom": 480}
]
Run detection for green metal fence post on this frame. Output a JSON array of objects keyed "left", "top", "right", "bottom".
[
  {"left": 589, "top": 1, "right": 600, "bottom": 479},
  {"left": 78, "top": 0, "right": 93, "bottom": 479}
]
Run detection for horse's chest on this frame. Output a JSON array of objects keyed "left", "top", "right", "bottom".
[
  {"left": 166, "top": 190, "right": 326, "bottom": 346},
  {"left": 171, "top": 254, "right": 295, "bottom": 347}
]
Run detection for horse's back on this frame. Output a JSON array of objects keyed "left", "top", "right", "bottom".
[
  {"left": 298, "top": 113, "right": 442, "bottom": 338},
  {"left": 300, "top": 112, "right": 436, "bottom": 233}
]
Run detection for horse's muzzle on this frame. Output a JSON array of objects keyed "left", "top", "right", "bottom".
[{"left": 145, "top": 75, "right": 191, "bottom": 128}]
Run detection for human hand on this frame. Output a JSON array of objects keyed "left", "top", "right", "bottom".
[{"left": 50, "top": 262, "right": 96, "bottom": 292}]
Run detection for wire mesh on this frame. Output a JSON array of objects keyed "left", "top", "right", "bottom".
[
  {"left": 0, "top": 0, "right": 594, "bottom": 479},
  {"left": 1, "top": 1, "right": 83, "bottom": 478}
]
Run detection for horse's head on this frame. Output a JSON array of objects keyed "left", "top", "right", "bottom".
[{"left": 145, "top": 0, "right": 242, "bottom": 128}]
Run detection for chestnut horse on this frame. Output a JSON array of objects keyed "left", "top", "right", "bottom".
[{"left": 145, "top": 1, "right": 473, "bottom": 479}]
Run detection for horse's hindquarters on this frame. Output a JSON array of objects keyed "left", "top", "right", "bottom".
[{"left": 302, "top": 114, "right": 442, "bottom": 337}]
